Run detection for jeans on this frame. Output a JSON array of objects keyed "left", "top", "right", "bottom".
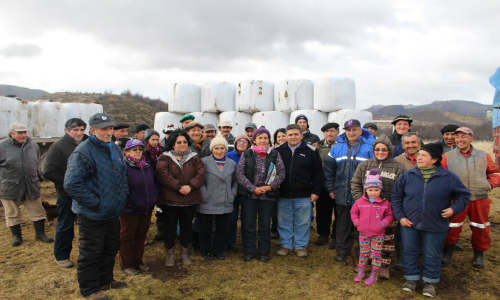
[
  {"left": 400, "top": 226, "right": 448, "bottom": 283},
  {"left": 228, "top": 196, "right": 241, "bottom": 246},
  {"left": 198, "top": 213, "right": 230, "bottom": 256},
  {"left": 54, "top": 194, "right": 76, "bottom": 261},
  {"left": 241, "top": 198, "right": 274, "bottom": 255},
  {"left": 277, "top": 197, "right": 312, "bottom": 250}
]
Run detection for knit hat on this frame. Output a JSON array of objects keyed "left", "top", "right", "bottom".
[
  {"left": 364, "top": 169, "right": 383, "bottom": 190},
  {"left": 179, "top": 114, "right": 195, "bottom": 123},
  {"left": 125, "top": 138, "right": 144, "bottom": 150},
  {"left": 321, "top": 122, "right": 339, "bottom": 132},
  {"left": 163, "top": 124, "right": 178, "bottom": 134},
  {"left": 184, "top": 121, "right": 204, "bottom": 131},
  {"left": 391, "top": 115, "right": 413, "bottom": 125},
  {"left": 252, "top": 126, "right": 271, "bottom": 141},
  {"left": 440, "top": 124, "right": 459, "bottom": 134},
  {"left": 234, "top": 133, "right": 251, "bottom": 146},
  {"left": 419, "top": 142, "right": 444, "bottom": 164},
  {"left": 295, "top": 114, "right": 309, "bottom": 128},
  {"left": 210, "top": 134, "right": 229, "bottom": 151},
  {"left": 144, "top": 129, "right": 160, "bottom": 142}
]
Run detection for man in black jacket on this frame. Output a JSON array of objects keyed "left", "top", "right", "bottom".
[
  {"left": 275, "top": 124, "right": 323, "bottom": 258},
  {"left": 295, "top": 114, "right": 320, "bottom": 145},
  {"left": 43, "top": 118, "right": 87, "bottom": 268}
]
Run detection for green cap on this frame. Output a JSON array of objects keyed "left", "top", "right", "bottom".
[{"left": 179, "top": 114, "right": 195, "bottom": 123}]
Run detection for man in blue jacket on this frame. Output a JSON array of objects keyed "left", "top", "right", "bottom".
[
  {"left": 64, "top": 113, "right": 129, "bottom": 299},
  {"left": 324, "top": 119, "right": 375, "bottom": 262}
]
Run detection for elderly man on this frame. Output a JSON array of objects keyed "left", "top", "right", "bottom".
[
  {"left": 64, "top": 113, "right": 128, "bottom": 299},
  {"left": 363, "top": 122, "right": 378, "bottom": 137},
  {"left": 275, "top": 124, "right": 323, "bottom": 258},
  {"left": 324, "top": 119, "right": 374, "bottom": 262},
  {"left": 390, "top": 115, "right": 413, "bottom": 157},
  {"left": 244, "top": 122, "right": 257, "bottom": 141},
  {"left": 295, "top": 114, "right": 320, "bottom": 144},
  {"left": 112, "top": 123, "right": 129, "bottom": 142},
  {"left": 437, "top": 124, "right": 459, "bottom": 153},
  {"left": 185, "top": 122, "right": 211, "bottom": 157},
  {"left": 441, "top": 127, "right": 500, "bottom": 269},
  {"left": 0, "top": 122, "right": 54, "bottom": 246},
  {"left": 395, "top": 132, "right": 422, "bottom": 170},
  {"left": 43, "top": 118, "right": 88, "bottom": 268},
  {"left": 203, "top": 124, "right": 217, "bottom": 140},
  {"left": 313, "top": 122, "right": 340, "bottom": 247},
  {"left": 219, "top": 121, "right": 235, "bottom": 145},
  {"left": 179, "top": 114, "right": 195, "bottom": 129},
  {"left": 133, "top": 124, "right": 150, "bottom": 141}
]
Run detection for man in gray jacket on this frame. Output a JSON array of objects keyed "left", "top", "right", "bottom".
[{"left": 0, "top": 122, "right": 53, "bottom": 246}]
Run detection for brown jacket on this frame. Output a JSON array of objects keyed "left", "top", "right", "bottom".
[{"left": 156, "top": 151, "right": 205, "bottom": 206}]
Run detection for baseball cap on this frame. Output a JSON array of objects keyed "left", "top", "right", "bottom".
[
  {"left": 89, "top": 113, "right": 116, "bottom": 129},
  {"left": 125, "top": 138, "right": 145, "bottom": 150},
  {"left": 343, "top": 119, "right": 361, "bottom": 129},
  {"left": 245, "top": 122, "right": 257, "bottom": 130},
  {"left": 455, "top": 127, "right": 474, "bottom": 136}
]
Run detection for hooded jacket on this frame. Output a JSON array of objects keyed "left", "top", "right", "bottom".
[
  {"left": 389, "top": 132, "right": 405, "bottom": 157},
  {"left": 350, "top": 194, "right": 394, "bottom": 237}
]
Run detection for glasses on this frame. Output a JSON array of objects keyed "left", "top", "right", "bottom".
[
  {"left": 374, "top": 148, "right": 389, "bottom": 152},
  {"left": 129, "top": 148, "right": 143, "bottom": 152},
  {"left": 236, "top": 140, "right": 248, "bottom": 144},
  {"left": 176, "top": 141, "right": 188, "bottom": 144}
]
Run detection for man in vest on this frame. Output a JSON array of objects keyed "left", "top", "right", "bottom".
[{"left": 441, "top": 127, "right": 500, "bottom": 269}]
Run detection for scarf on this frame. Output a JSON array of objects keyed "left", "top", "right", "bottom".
[
  {"left": 125, "top": 155, "right": 146, "bottom": 170},
  {"left": 252, "top": 145, "right": 269, "bottom": 158},
  {"left": 90, "top": 134, "right": 114, "bottom": 162},
  {"left": 146, "top": 143, "right": 160, "bottom": 164},
  {"left": 419, "top": 166, "right": 438, "bottom": 183},
  {"left": 213, "top": 155, "right": 226, "bottom": 172},
  {"left": 171, "top": 149, "right": 191, "bottom": 167},
  {"left": 403, "top": 152, "right": 417, "bottom": 164},
  {"left": 193, "top": 135, "right": 206, "bottom": 151}
]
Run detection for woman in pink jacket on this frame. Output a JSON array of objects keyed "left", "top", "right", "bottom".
[{"left": 350, "top": 169, "right": 394, "bottom": 286}]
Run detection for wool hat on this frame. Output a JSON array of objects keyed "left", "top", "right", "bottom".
[
  {"left": 210, "top": 134, "right": 229, "bottom": 151},
  {"left": 163, "top": 124, "right": 178, "bottom": 134},
  {"left": 440, "top": 124, "right": 459, "bottom": 134},
  {"left": 184, "top": 121, "right": 204, "bottom": 131},
  {"left": 419, "top": 142, "right": 444, "bottom": 164},
  {"left": 455, "top": 127, "right": 474, "bottom": 136},
  {"left": 295, "top": 114, "right": 309, "bottom": 129},
  {"left": 391, "top": 115, "right": 413, "bottom": 125},
  {"left": 343, "top": 119, "right": 361, "bottom": 129},
  {"left": 134, "top": 124, "right": 150, "bottom": 133},
  {"left": 144, "top": 129, "right": 160, "bottom": 142},
  {"left": 252, "top": 126, "right": 271, "bottom": 141},
  {"left": 363, "top": 122, "right": 378, "bottom": 131},
  {"left": 321, "top": 122, "right": 339, "bottom": 132},
  {"left": 125, "top": 138, "right": 144, "bottom": 150},
  {"left": 235, "top": 133, "right": 251, "bottom": 145},
  {"left": 89, "top": 113, "right": 116, "bottom": 128},
  {"left": 179, "top": 114, "right": 195, "bottom": 123},
  {"left": 364, "top": 169, "right": 383, "bottom": 190}
]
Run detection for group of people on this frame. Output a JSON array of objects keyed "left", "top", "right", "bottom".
[{"left": 0, "top": 111, "right": 497, "bottom": 299}]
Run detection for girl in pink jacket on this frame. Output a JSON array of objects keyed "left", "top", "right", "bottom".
[{"left": 350, "top": 169, "right": 394, "bottom": 285}]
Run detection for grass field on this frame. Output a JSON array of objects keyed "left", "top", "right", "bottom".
[{"left": 1, "top": 142, "right": 499, "bottom": 299}]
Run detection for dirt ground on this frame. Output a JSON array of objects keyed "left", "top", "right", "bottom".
[{"left": 1, "top": 142, "right": 500, "bottom": 299}]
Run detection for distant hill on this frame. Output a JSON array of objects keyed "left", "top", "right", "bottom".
[
  {"left": 0, "top": 84, "right": 48, "bottom": 99},
  {"left": 366, "top": 100, "right": 490, "bottom": 118}
]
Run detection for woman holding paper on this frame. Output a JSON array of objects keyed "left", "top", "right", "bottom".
[{"left": 236, "top": 126, "right": 286, "bottom": 262}]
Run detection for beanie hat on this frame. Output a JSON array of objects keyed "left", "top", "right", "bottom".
[
  {"left": 235, "top": 133, "right": 251, "bottom": 144},
  {"left": 295, "top": 114, "right": 309, "bottom": 128},
  {"left": 252, "top": 126, "right": 271, "bottom": 141},
  {"left": 210, "top": 134, "right": 229, "bottom": 151},
  {"left": 144, "top": 129, "right": 160, "bottom": 142},
  {"left": 419, "top": 142, "right": 444, "bottom": 164},
  {"left": 364, "top": 169, "right": 383, "bottom": 190},
  {"left": 163, "top": 124, "right": 178, "bottom": 134},
  {"left": 440, "top": 124, "right": 459, "bottom": 134}
]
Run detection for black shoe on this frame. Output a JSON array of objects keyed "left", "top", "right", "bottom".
[
  {"left": 216, "top": 253, "right": 226, "bottom": 261},
  {"left": 101, "top": 281, "right": 127, "bottom": 290},
  {"left": 244, "top": 254, "right": 254, "bottom": 261},
  {"left": 202, "top": 253, "right": 215, "bottom": 260},
  {"left": 270, "top": 231, "right": 279, "bottom": 239},
  {"left": 455, "top": 242, "right": 464, "bottom": 251},
  {"left": 9, "top": 225, "right": 22, "bottom": 247},
  {"left": 258, "top": 255, "right": 270, "bottom": 262},
  {"left": 154, "top": 232, "right": 163, "bottom": 241},
  {"left": 441, "top": 244, "right": 454, "bottom": 266},
  {"left": 33, "top": 220, "right": 54, "bottom": 243},
  {"left": 314, "top": 235, "right": 329, "bottom": 246},
  {"left": 335, "top": 254, "right": 346, "bottom": 262},
  {"left": 328, "top": 238, "right": 337, "bottom": 249},
  {"left": 472, "top": 250, "right": 484, "bottom": 269}
]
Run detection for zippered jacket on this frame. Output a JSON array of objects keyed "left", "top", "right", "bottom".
[
  {"left": 350, "top": 194, "right": 394, "bottom": 237},
  {"left": 122, "top": 160, "right": 159, "bottom": 214}
]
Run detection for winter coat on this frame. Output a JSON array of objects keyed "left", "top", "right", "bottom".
[
  {"left": 275, "top": 141, "right": 324, "bottom": 198},
  {"left": 351, "top": 134, "right": 406, "bottom": 202},
  {"left": 226, "top": 150, "right": 242, "bottom": 164},
  {"left": 43, "top": 133, "right": 88, "bottom": 197},
  {"left": 190, "top": 136, "right": 211, "bottom": 158},
  {"left": 389, "top": 132, "right": 404, "bottom": 157},
  {"left": 122, "top": 160, "right": 159, "bottom": 215},
  {"left": 198, "top": 155, "right": 238, "bottom": 214},
  {"left": 302, "top": 130, "right": 320, "bottom": 145},
  {"left": 350, "top": 194, "right": 394, "bottom": 237},
  {"left": 324, "top": 128, "right": 375, "bottom": 207},
  {"left": 156, "top": 151, "right": 205, "bottom": 206},
  {"left": 0, "top": 137, "right": 41, "bottom": 200},
  {"left": 391, "top": 166, "right": 470, "bottom": 232},
  {"left": 64, "top": 136, "right": 129, "bottom": 221},
  {"left": 313, "top": 139, "right": 337, "bottom": 162},
  {"left": 225, "top": 133, "right": 236, "bottom": 146}
]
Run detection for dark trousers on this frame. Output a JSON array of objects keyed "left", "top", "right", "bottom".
[
  {"left": 77, "top": 216, "right": 120, "bottom": 297},
  {"left": 227, "top": 197, "right": 241, "bottom": 246},
  {"left": 335, "top": 204, "right": 355, "bottom": 255},
  {"left": 161, "top": 204, "right": 196, "bottom": 249},
  {"left": 271, "top": 200, "right": 278, "bottom": 233},
  {"left": 119, "top": 213, "right": 152, "bottom": 270},
  {"left": 241, "top": 198, "right": 274, "bottom": 255},
  {"left": 198, "top": 212, "right": 230, "bottom": 256},
  {"left": 315, "top": 190, "right": 337, "bottom": 238},
  {"left": 54, "top": 194, "right": 76, "bottom": 261},
  {"left": 155, "top": 208, "right": 165, "bottom": 235}
]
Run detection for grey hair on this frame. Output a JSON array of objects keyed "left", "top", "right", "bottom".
[
  {"left": 402, "top": 132, "right": 423, "bottom": 144},
  {"left": 285, "top": 124, "right": 302, "bottom": 133}
]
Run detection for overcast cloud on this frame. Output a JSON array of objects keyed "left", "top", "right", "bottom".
[{"left": 0, "top": 0, "right": 498, "bottom": 109}]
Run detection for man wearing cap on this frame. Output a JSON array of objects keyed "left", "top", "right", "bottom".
[
  {"left": 244, "top": 122, "right": 257, "bottom": 141},
  {"left": 441, "top": 127, "right": 500, "bottom": 269},
  {"left": 43, "top": 118, "right": 88, "bottom": 268},
  {"left": 219, "top": 121, "right": 236, "bottom": 146},
  {"left": 179, "top": 114, "right": 195, "bottom": 129},
  {"left": 185, "top": 122, "right": 211, "bottom": 157},
  {"left": 313, "top": 123, "right": 340, "bottom": 247},
  {"left": 437, "top": 124, "right": 459, "bottom": 153},
  {"left": 133, "top": 124, "right": 150, "bottom": 141},
  {"left": 363, "top": 122, "right": 378, "bottom": 137},
  {"left": 0, "top": 122, "right": 54, "bottom": 247},
  {"left": 112, "top": 123, "right": 129, "bottom": 142},
  {"left": 203, "top": 124, "right": 217, "bottom": 141},
  {"left": 295, "top": 114, "right": 320, "bottom": 145},
  {"left": 64, "top": 113, "right": 128, "bottom": 298},
  {"left": 324, "top": 119, "right": 375, "bottom": 262},
  {"left": 390, "top": 115, "right": 413, "bottom": 157},
  {"left": 395, "top": 132, "right": 422, "bottom": 170}
]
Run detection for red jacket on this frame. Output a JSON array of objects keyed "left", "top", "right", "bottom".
[{"left": 351, "top": 194, "right": 394, "bottom": 237}]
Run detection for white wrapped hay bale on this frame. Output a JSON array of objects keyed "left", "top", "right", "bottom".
[
  {"left": 328, "top": 109, "right": 373, "bottom": 134},
  {"left": 314, "top": 77, "right": 356, "bottom": 112},
  {"left": 167, "top": 83, "right": 201, "bottom": 113},
  {"left": 61, "top": 103, "right": 103, "bottom": 134},
  {"left": 252, "top": 111, "right": 290, "bottom": 139},
  {"left": 0, "top": 97, "right": 28, "bottom": 139},
  {"left": 190, "top": 112, "right": 219, "bottom": 128},
  {"left": 289, "top": 110, "right": 328, "bottom": 138},
  {"left": 154, "top": 112, "right": 183, "bottom": 140},
  {"left": 218, "top": 111, "right": 252, "bottom": 137},
  {"left": 201, "top": 82, "right": 236, "bottom": 112},
  {"left": 274, "top": 79, "right": 313, "bottom": 113},
  {"left": 27, "top": 101, "right": 67, "bottom": 138},
  {"left": 235, "top": 80, "right": 274, "bottom": 113}
]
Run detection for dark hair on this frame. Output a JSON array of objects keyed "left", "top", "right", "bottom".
[
  {"left": 273, "top": 128, "right": 286, "bottom": 145},
  {"left": 65, "top": 118, "right": 86, "bottom": 130},
  {"left": 401, "top": 132, "right": 423, "bottom": 144},
  {"left": 164, "top": 129, "right": 192, "bottom": 151},
  {"left": 285, "top": 124, "right": 302, "bottom": 133},
  {"left": 115, "top": 137, "right": 130, "bottom": 150}
]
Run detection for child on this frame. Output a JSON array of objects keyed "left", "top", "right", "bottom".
[{"left": 350, "top": 169, "right": 394, "bottom": 285}]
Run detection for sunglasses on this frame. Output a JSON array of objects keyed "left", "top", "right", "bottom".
[
  {"left": 176, "top": 141, "right": 188, "bottom": 144},
  {"left": 374, "top": 148, "right": 389, "bottom": 152},
  {"left": 129, "top": 148, "right": 143, "bottom": 152}
]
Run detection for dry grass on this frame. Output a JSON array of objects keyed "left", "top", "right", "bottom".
[{"left": 1, "top": 143, "right": 500, "bottom": 300}]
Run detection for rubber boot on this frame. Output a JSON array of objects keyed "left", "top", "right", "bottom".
[
  {"left": 181, "top": 245, "right": 192, "bottom": 265},
  {"left": 165, "top": 247, "right": 175, "bottom": 267},
  {"left": 353, "top": 266, "right": 365, "bottom": 282},
  {"left": 9, "top": 225, "right": 22, "bottom": 246},
  {"left": 34, "top": 220, "right": 54, "bottom": 243},
  {"left": 364, "top": 269, "right": 379, "bottom": 286},
  {"left": 472, "top": 250, "right": 484, "bottom": 269},
  {"left": 441, "top": 244, "right": 454, "bottom": 266}
]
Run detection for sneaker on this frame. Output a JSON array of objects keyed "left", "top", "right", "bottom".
[
  {"left": 402, "top": 280, "right": 417, "bottom": 292},
  {"left": 56, "top": 259, "right": 74, "bottom": 268},
  {"left": 138, "top": 264, "right": 150, "bottom": 272},
  {"left": 123, "top": 268, "right": 139, "bottom": 276},
  {"left": 296, "top": 249, "right": 308, "bottom": 258},
  {"left": 422, "top": 282, "right": 436, "bottom": 297},
  {"left": 277, "top": 248, "right": 291, "bottom": 256},
  {"left": 101, "top": 281, "right": 127, "bottom": 290},
  {"left": 87, "top": 292, "right": 109, "bottom": 300}
]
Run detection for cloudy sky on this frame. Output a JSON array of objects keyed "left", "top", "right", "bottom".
[{"left": 0, "top": 0, "right": 498, "bottom": 109}]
